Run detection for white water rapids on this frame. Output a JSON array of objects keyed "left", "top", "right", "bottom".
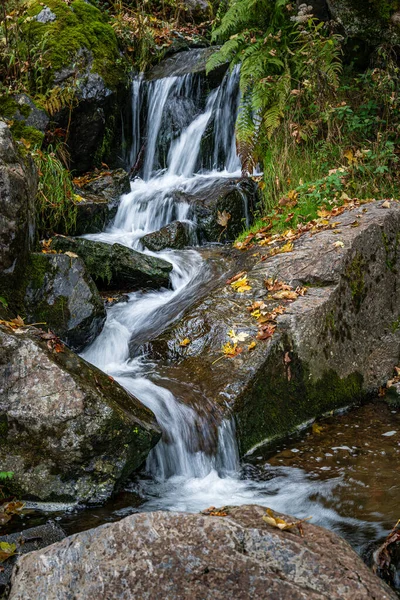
[{"left": 80, "top": 66, "right": 388, "bottom": 550}]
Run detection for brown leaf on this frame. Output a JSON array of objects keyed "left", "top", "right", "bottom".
[
  {"left": 262, "top": 508, "right": 311, "bottom": 532},
  {"left": 226, "top": 271, "right": 247, "bottom": 285},
  {"left": 216, "top": 210, "right": 231, "bottom": 227}
]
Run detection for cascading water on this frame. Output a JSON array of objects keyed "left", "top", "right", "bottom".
[
  {"left": 82, "top": 66, "right": 244, "bottom": 504},
  {"left": 80, "top": 64, "right": 391, "bottom": 548}
]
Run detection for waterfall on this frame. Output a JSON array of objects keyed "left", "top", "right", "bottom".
[{"left": 82, "top": 63, "right": 245, "bottom": 509}]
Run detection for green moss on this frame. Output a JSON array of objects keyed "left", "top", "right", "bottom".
[
  {"left": 10, "top": 121, "right": 44, "bottom": 148},
  {"left": 382, "top": 231, "right": 400, "bottom": 273},
  {"left": 344, "top": 253, "right": 366, "bottom": 312},
  {"left": 0, "top": 415, "right": 9, "bottom": 444},
  {"left": 392, "top": 316, "right": 400, "bottom": 332},
  {"left": 0, "top": 95, "right": 19, "bottom": 119},
  {"left": 235, "top": 339, "right": 364, "bottom": 455},
  {"left": 25, "top": 0, "right": 125, "bottom": 91}
]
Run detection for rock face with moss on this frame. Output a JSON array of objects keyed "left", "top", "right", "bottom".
[
  {"left": 8, "top": 505, "right": 396, "bottom": 600},
  {"left": 70, "top": 169, "right": 130, "bottom": 235},
  {"left": 145, "top": 201, "right": 400, "bottom": 454},
  {"left": 23, "top": 0, "right": 128, "bottom": 171},
  {"left": 50, "top": 236, "right": 173, "bottom": 290},
  {"left": 24, "top": 253, "right": 106, "bottom": 350},
  {"left": 0, "top": 325, "right": 161, "bottom": 503},
  {"left": 174, "top": 177, "right": 259, "bottom": 243},
  {"left": 0, "top": 122, "right": 37, "bottom": 306}
]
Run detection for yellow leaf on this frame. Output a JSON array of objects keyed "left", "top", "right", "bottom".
[
  {"left": 230, "top": 275, "right": 249, "bottom": 290},
  {"left": 179, "top": 338, "right": 191, "bottom": 347},
  {"left": 312, "top": 422, "right": 324, "bottom": 434},
  {"left": 248, "top": 341, "right": 257, "bottom": 351},
  {"left": 65, "top": 251, "right": 78, "bottom": 258},
  {"left": 333, "top": 240, "right": 344, "bottom": 248},
  {"left": 262, "top": 508, "right": 312, "bottom": 532},
  {"left": 228, "top": 330, "right": 249, "bottom": 343},
  {"left": 382, "top": 200, "right": 391, "bottom": 209},
  {"left": 280, "top": 241, "right": 293, "bottom": 253}
]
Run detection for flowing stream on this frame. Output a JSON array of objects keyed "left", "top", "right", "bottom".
[{"left": 70, "top": 66, "right": 400, "bottom": 560}]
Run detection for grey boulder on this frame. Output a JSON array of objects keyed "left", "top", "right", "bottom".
[
  {"left": 0, "top": 325, "right": 161, "bottom": 503},
  {"left": 50, "top": 236, "right": 173, "bottom": 290},
  {"left": 8, "top": 505, "right": 395, "bottom": 599},
  {"left": 24, "top": 253, "right": 106, "bottom": 351}
]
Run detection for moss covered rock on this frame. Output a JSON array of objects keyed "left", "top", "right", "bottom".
[
  {"left": 24, "top": 252, "right": 106, "bottom": 350},
  {"left": 0, "top": 122, "right": 38, "bottom": 310},
  {"left": 0, "top": 325, "right": 161, "bottom": 503},
  {"left": 50, "top": 236, "right": 173, "bottom": 290},
  {"left": 146, "top": 201, "right": 400, "bottom": 454}
]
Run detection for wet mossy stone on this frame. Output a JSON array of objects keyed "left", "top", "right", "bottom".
[
  {"left": 24, "top": 0, "right": 125, "bottom": 91},
  {"left": 141, "top": 221, "right": 192, "bottom": 252},
  {"left": 0, "top": 325, "right": 161, "bottom": 503},
  {"left": 50, "top": 236, "right": 173, "bottom": 290},
  {"left": 24, "top": 252, "right": 106, "bottom": 351}
]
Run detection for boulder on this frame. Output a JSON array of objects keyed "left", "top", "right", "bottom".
[
  {"left": 8, "top": 505, "right": 396, "bottom": 599},
  {"left": 0, "top": 522, "right": 66, "bottom": 592},
  {"left": 71, "top": 169, "right": 131, "bottom": 235},
  {"left": 23, "top": 253, "right": 106, "bottom": 350},
  {"left": 141, "top": 221, "right": 192, "bottom": 251},
  {"left": 22, "top": 0, "right": 130, "bottom": 172},
  {"left": 326, "top": 0, "right": 400, "bottom": 46},
  {"left": 0, "top": 325, "right": 161, "bottom": 503},
  {"left": 147, "top": 201, "right": 400, "bottom": 454},
  {"left": 50, "top": 236, "right": 173, "bottom": 290},
  {"left": 182, "top": 0, "right": 212, "bottom": 23},
  {"left": 146, "top": 47, "right": 222, "bottom": 80},
  {"left": 0, "top": 121, "right": 37, "bottom": 307},
  {"left": 177, "top": 176, "right": 259, "bottom": 243}
]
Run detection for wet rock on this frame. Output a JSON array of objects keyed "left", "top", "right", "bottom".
[
  {"left": 141, "top": 221, "right": 192, "bottom": 251},
  {"left": 50, "top": 236, "right": 173, "bottom": 291},
  {"left": 326, "top": 0, "right": 400, "bottom": 46},
  {"left": 71, "top": 169, "right": 130, "bottom": 235},
  {"left": 147, "top": 47, "right": 224, "bottom": 80},
  {"left": 0, "top": 522, "right": 65, "bottom": 592},
  {"left": 0, "top": 121, "right": 37, "bottom": 308},
  {"left": 147, "top": 201, "right": 400, "bottom": 454},
  {"left": 8, "top": 505, "right": 396, "bottom": 600},
  {"left": 24, "top": 253, "right": 106, "bottom": 351},
  {"left": 0, "top": 325, "right": 161, "bottom": 503},
  {"left": 177, "top": 176, "right": 259, "bottom": 242},
  {"left": 12, "top": 94, "right": 49, "bottom": 133},
  {"left": 183, "top": 0, "right": 212, "bottom": 22}
]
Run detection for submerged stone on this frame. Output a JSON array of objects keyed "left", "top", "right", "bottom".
[
  {"left": 24, "top": 253, "right": 106, "bottom": 351},
  {"left": 0, "top": 326, "right": 161, "bottom": 503},
  {"left": 50, "top": 236, "right": 173, "bottom": 290},
  {"left": 8, "top": 505, "right": 395, "bottom": 599}
]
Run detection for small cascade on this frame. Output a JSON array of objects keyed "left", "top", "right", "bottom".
[{"left": 82, "top": 59, "right": 246, "bottom": 510}]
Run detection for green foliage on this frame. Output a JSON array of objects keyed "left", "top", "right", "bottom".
[
  {"left": 33, "top": 146, "right": 77, "bottom": 238},
  {"left": 207, "top": 1, "right": 342, "bottom": 173},
  {"left": 0, "top": 472, "right": 13, "bottom": 481}
]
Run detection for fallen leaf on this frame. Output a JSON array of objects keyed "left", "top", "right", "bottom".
[
  {"left": 382, "top": 200, "right": 391, "bottom": 209},
  {"left": 0, "top": 542, "right": 17, "bottom": 563},
  {"left": 221, "top": 342, "right": 243, "bottom": 358},
  {"left": 179, "top": 338, "right": 191, "bottom": 347},
  {"left": 333, "top": 240, "right": 344, "bottom": 248},
  {"left": 228, "top": 330, "right": 249, "bottom": 343},
  {"left": 256, "top": 324, "right": 276, "bottom": 340},
  {"left": 217, "top": 210, "right": 231, "bottom": 227},
  {"left": 64, "top": 251, "right": 78, "bottom": 259},
  {"left": 280, "top": 241, "right": 294, "bottom": 253},
  {"left": 248, "top": 341, "right": 257, "bottom": 351},
  {"left": 312, "top": 422, "right": 324, "bottom": 434},
  {"left": 227, "top": 271, "right": 247, "bottom": 285},
  {"left": 271, "top": 290, "right": 298, "bottom": 301},
  {"left": 262, "top": 508, "right": 312, "bottom": 534},
  {"left": 231, "top": 275, "right": 252, "bottom": 293}
]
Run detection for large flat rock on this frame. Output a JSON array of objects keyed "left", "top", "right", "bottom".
[
  {"left": 147, "top": 201, "right": 400, "bottom": 453},
  {"left": 9, "top": 505, "right": 395, "bottom": 599}
]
